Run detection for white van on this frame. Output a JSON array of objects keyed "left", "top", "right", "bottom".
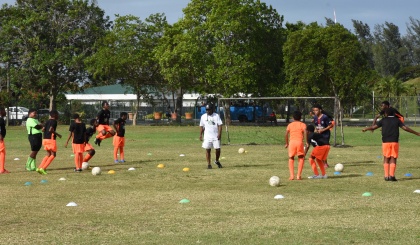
[{"left": 7, "top": 106, "right": 29, "bottom": 121}]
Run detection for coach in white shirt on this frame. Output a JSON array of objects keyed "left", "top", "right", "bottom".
[{"left": 199, "top": 103, "right": 223, "bottom": 169}]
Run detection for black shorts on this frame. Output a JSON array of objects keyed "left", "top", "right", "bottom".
[{"left": 28, "top": 133, "right": 43, "bottom": 151}]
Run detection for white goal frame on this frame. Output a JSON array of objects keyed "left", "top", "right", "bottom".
[{"left": 217, "top": 96, "right": 339, "bottom": 146}]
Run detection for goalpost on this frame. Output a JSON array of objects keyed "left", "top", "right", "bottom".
[{"left": 217, "top": 97, "right": 340, "bottom": 146}]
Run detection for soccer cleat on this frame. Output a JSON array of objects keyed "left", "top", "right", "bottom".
[
  {"left": 0, "top": 169, "right": 10, "bottom": 174},
  {"left": 207, "top": 165, "right": 212, "bottom": 169},
  {"left": 114, "top": 160, "right": 119, "bottom": 164},
  {"left": 38, "top": 168, "right": 47, "bottom": 175},
  {"left": 384, "top": 176, "right": 390, "bottom": 181},
  {"left": 214, "top": 161, "right": 223, "bottom": 168},
  {"left": 74, "top": 168, "right": 82, "bottom": 172},
  {"left": 322, "top": 175, "right": 328, "bottom": 179},
  {"left": 119, "top": 160, "right": 126, "bottom": 163},
  {"left": 95, "top": 138, "right": 101, "bottom": 146},
  {"left": 389, "top": 176, "right": 397, "bottom": 181},
  {"left": 308, "top": 175, "right": 321, "bottom": 179}
]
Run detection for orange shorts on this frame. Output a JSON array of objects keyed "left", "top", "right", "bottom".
[
  {"left": 113, "top": 135, "right": 125, "bottom": 147},
  {"left": 382, "top": 142, "right": 399, "bottom": 158},
  {"left": 84, "top": 143, "right": 94, "bottom": 152},
  {"left": 43, "top": 139, "right": 57, "bottom": 152},
  {"left": 72, "top": 143, "right": 85, "bottom": 153},
  {"left": 97, "top": 125, "right": 113, "bottom": 133},
  {"left": 288, "top": 140, "right": 304, "bottom": 157},
  {"left": 311, "top": 145, "right": 330, "bottom": 160},
  {"left": 0, "top": 140, "right": 5, "bottom": 152}
]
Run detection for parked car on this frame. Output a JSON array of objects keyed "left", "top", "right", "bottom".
[{"left": 7, "top": 106, "right": 29, "bottom": 121}]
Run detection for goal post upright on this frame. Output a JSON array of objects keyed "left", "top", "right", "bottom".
[{"left": 217, "top": 96, "right": 340, "bottom": 146}]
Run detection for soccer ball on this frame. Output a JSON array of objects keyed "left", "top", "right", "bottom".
[
  {"left": 334, "top": 163, "right": 344, "bottom": 172},
  {"left": 82, "top": 162, "right": 89, "bottom": 170},
  {"left": 91, "top": 167, "right": 101, "bottom": 176},
  {"left": 238, "top": 148, "right": 245, "bottom": 154},
  {"left": 269, "top": 176, "right": 280, "bottom": 187}
]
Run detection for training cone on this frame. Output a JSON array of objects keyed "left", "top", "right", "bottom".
[
  {"left": 183, "top": 167, "right": 190, "bottom": 172},
  {"left": 274, "top": 195, "right": 284, "bottom": 199},
  {"left": 404, "top": 173, "right": 413, "bottom": 177},
  {"left": 179, "top": 198, "right": 190, "bottom": 204},
  {"left": 413, "top": 190, "right": 420, "bottom": 194},
  {"left": 362, "top": 192, "right": 372, "bottom": 197},
  {"left": 128, "top": 167, "right": 135, "bottom": 171},
  {"left": 66, "top": 202, "right": 78, "bottom": 207},
  {"left": 59, "top": 177, "right": 66, "bottom": 181},
  {"left": 108, "top": 170, "right": 116, "bottom": 174},
  {"left": 334, "top": 171, "right": 341, "bottom": 175},
  {"left": 40, "top": 179, "right": 48, "bottom": 184},
  {"left": 157, "top": 164, "right": 165, "bottom": 169},
  {"left": 24, "top": 181, "right": 32, "bottom": 186},
  {"left": 366, "top": 172, "right": 374, "bottom": 176}
]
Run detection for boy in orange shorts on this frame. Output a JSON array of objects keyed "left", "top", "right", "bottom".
[
  {"left": 284, "top": 111, "right": 308, "bottom": 180},
  {"left": 113, "top": 112, "right": 127, "bottom": 163},
  {"left": 305, "top": 124, "right": 329, "bottom": 179},
  {"left": 37, "top": 110, "right": 62, "bottom": 174},
  {"left": 0, "top": 107, "right": 9, "bottom": 174},
  {"left": 65, "top": 114, "right": 86, "bottom": 172},
  {"left": 82, "top": 119, "right": 97, "bottom": 164},
  {"left": 362, "top": 108, "right": 420, "bottom": 181},
  {"left": 94, "top": 101, "right": 115, "bottom": 146}
]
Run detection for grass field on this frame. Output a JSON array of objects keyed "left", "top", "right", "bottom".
[{"left": 1, "top": 125, "right": 420, "bottom": 244}]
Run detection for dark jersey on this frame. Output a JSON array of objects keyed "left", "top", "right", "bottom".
[
  {"left": 307, "top": 132, "right": 329, "bottom": 147},
  {"left": 69, "top": 122, "right": 86, "bottom": 144},
  {"left": 43, "top": 119, "right": 58, "bottom": 140},
  {"left": 114, "top": 118, "right": 126, "bottom": 137},
  {"left": 313, "top": 114, "right": 332, "bottom": 140},
  {"left": 97, "top": 109, "right": 111, "bottom": 125},
  {"left": 0, "top": 118, "right": 6, "bottom": 138},
  {"left": 376, "top": 116, "right": 404, "bottom": 143},
  {"left": 86, "top": 127, "right": 95, "bottom": 143}
]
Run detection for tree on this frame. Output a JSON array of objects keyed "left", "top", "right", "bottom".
[
  {"left": 0, "top": 0, "right": 110, "bottom": 110},
  {"left": 86, "top": 14, "right": 168, "bottom": 125},
  {"left": 158, "top": 0, "right": 285, "bottom": 123},
  {"left": 283, "top": 23, "right": 373, "bottom": 145}
]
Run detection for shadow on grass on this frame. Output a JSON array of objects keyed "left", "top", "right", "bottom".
[
  {"left": 330, "top": 174, "right": 362, "bottom": 178},
  {"left": 234, "top": 164, "right": 276, "bottom": 168},
  {"left": 341, "top": 161, "right": 376, "bottom": 165}
]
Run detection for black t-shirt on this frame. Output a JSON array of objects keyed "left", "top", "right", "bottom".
[
  {"left": 377, "top": 116, "right": 403, "bottom": 143},
  {"left": 114, "top": 118, "right": 126, "bottom": 137},
  {"left": 307, "top": 132, "right": 329, "bottom": 147},
  {"left": 86, "top": 127, "right": 95, "bottom": 143},
  {"left": 43, "top": 119, "right": 58, "bottom": 140},
  {"left": 69, "top": 122, "right": 86, "bottom": 144},
  {"left": 0, "top": 118, "right": 6, "bottom": 138},
  {"left": 97, "top": 109, "right": 111, "bottom": 125}
]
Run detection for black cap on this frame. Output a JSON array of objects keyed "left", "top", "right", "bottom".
[{"left": 205, "top": 104, "right": 214, "bottom": 110}]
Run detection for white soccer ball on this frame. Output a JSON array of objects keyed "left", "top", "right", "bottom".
[
  {"left": 334, "top": 163, "right": 344, "bottom": 172},
  {"left": 238, "top": 148, "right": 245, "bottom": 154},
  {"left": 91, "top": 167, "right": 101, "bottom": 176},
  {"left": 269, "top": 176, "right": 280, "bottom": 187},
  {"left": 82, "top": 162, "right": 89, "bottom": 170}
]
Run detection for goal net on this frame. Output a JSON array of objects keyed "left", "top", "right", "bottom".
[{"left": 216, "top": 97, "right": 339, "bottom": 146}]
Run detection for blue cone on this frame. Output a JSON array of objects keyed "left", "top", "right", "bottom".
[
  {"left": 334, "top": 171, "right": 341, "bottom": 175},
  {"left": 404, "top": 173, "right": 413, "bottom": 177},
  {"left": 366, "top": 172, "right": 374, "bottom": 176},
  {"left": 24, "top": 181, "right": 32, "bottom": 186}
]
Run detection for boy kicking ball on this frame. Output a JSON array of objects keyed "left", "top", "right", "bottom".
[{"left": 305, "top": 124, "right": 329, "bottom": 179}]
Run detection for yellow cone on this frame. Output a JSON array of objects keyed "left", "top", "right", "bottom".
[
  {"left": 183, "top": 167, "right": 190, "bottom": 172},
  {"left": 157, "top": 164, "right": 165, "bottom": 169},
  {"left": 108, "top": 170, "right": 116, "bottom": 174}
]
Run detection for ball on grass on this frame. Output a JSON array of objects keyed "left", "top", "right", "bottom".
[
  {"left": 238, "top": 148, "right": 245, "bottom": 154},
  {"left": 82, "top": 162, "right": 89, "bottom": 170},
  {"left": 269, "top": 176, "right": 280, "bottom": 187},
  {"left": 91, "top": 167, "right": 101, "bottom": 176},
  {"left": 334, "top": 163, "right": 344, "bottom": 172}
]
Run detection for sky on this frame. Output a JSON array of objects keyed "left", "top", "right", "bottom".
[{"left": 0, "top": 0, "right": 419, "bottom": 35}]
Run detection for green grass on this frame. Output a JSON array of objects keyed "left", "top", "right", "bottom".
[{"left": 1, "top": 125, "right": 420, "bottom": 244}]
